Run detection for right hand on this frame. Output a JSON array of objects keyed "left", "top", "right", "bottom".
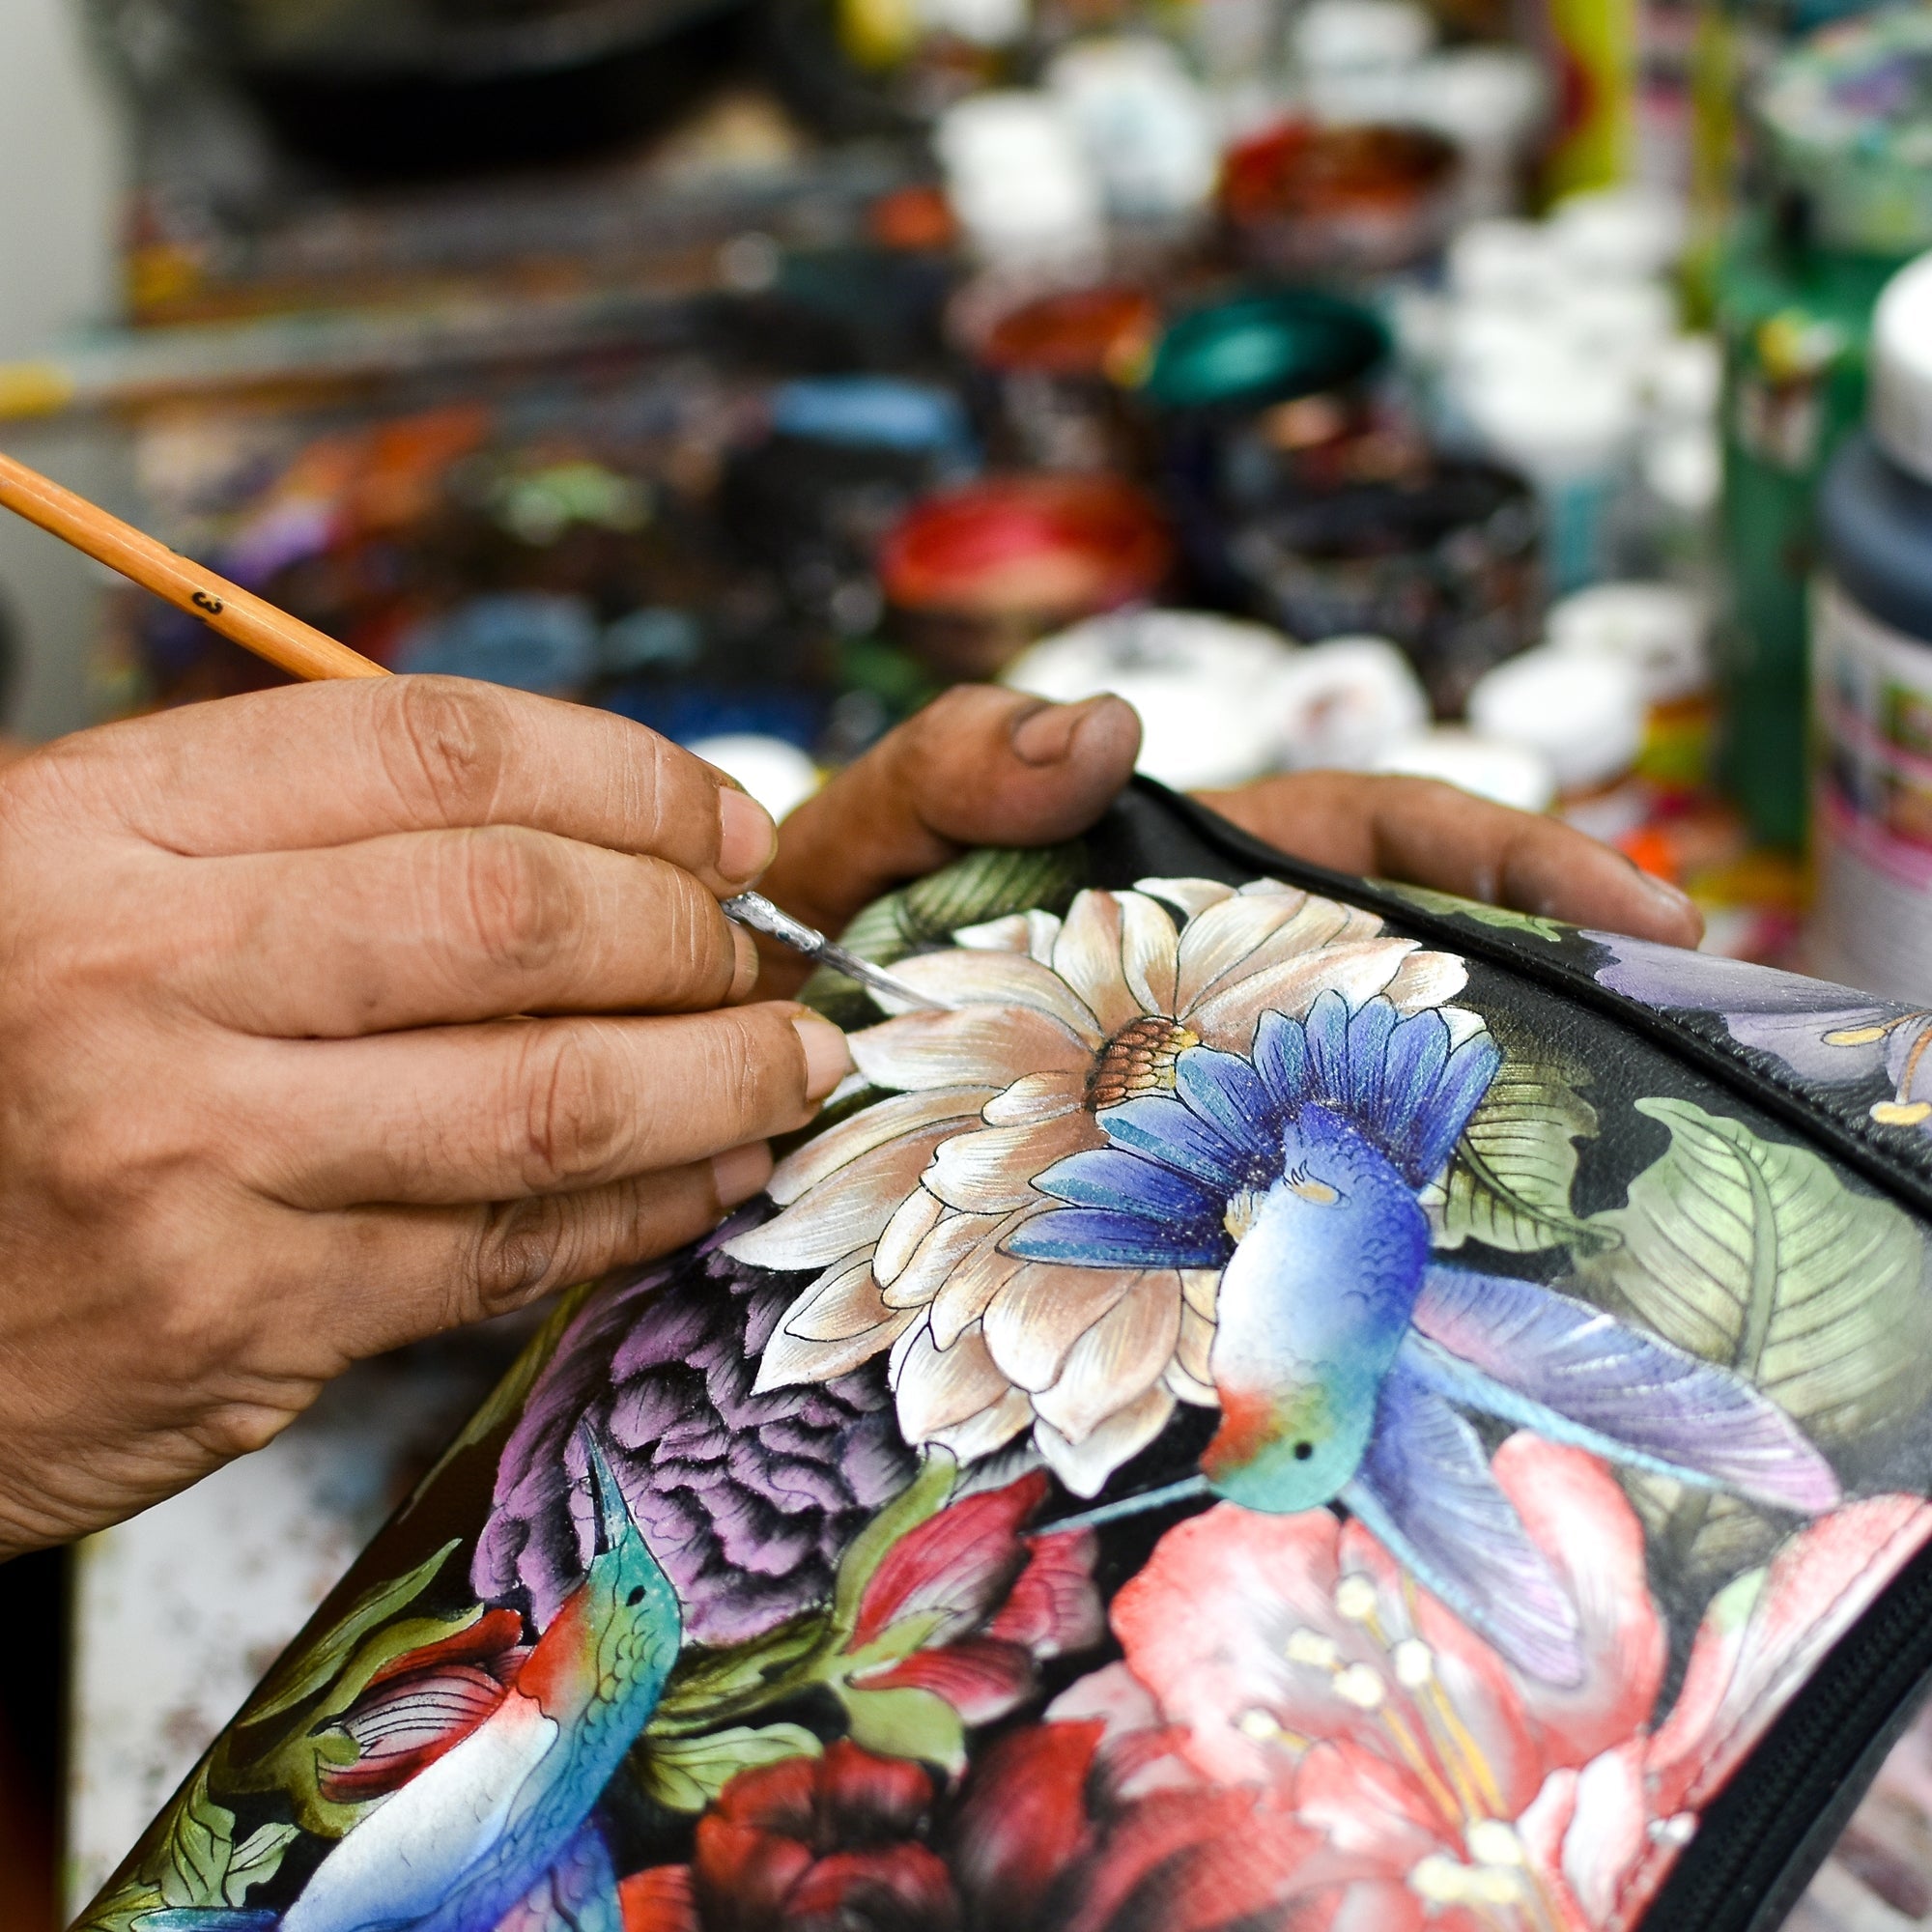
[{"left": 0, "top": 676, "right": 852, "bottom": 1556}]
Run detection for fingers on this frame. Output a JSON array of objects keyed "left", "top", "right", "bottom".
[
  {"left": 168, "top": 828, "right": 761, "bottom": 1036},
  {"left": 1196, "top": 771, "right": 1704, "bottom": 948},
  {"left": 237, "top": 1004, "right": 852, "bottom": 1208},
  {"left": 281, "top": 1143, "right": 778, "bottom": 1360},
  {"left": 760, "top": 687, "right": 1142, "bottom": 953},
  {"left": 34, "top": 676, "right": 777, "bottom": 890}
]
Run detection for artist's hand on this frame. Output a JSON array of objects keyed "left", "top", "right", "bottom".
[
  {"left": 1196, "top": 770, "right": 1703, "bottom": 949},
  {"left": 0, "top": 677, "right": 850, "bottom": 1555},
  {"left": 758, "top": 686, "right": 1701, "bottom": 974}
]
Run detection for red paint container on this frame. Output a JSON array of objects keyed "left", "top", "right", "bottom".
[
  {"left": 952, "top": 276, "right": 1161, "bottom": 473},
  {"left": 879, "top": 474, "right": 1173, "bottom": 678},
  {"left": 1221, "top": 120, "right": 1462, "bottom": 277}
]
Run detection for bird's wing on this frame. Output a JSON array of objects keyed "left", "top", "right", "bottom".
[
  {"left": 1408, "top": 1267, "right": 1841, "bottom": 1514},
  {"left": 1342, "top": 1359, "right": 1584, "bottom": 1688}
]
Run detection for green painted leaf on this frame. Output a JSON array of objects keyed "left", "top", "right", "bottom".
[
  {"left": 828, "top": 1455, "right": 956, "bottom": 1645},
  {"left": 242, "top": 1539, "right": 458, "bottom": 1725},
  {"left": 224, "top": 1823, "right": 300, "bottom": 1904},
  {"left": 156, "top": 1770, "right": 233, "bottom": 1908},
  {"left": 651, "top": 1613, "right": 827, "bottom": 1733},
  {"left": 1431, "top": 1034, "right": 1613, "bottom": 1256},
  {"left": 1377, "top": 880, "right": 1571, "bottom": 944},
  {"left": 639, "top": 1724, "right": 822, "bottom": 1811},
  {"left": 1575, "top": 1097, "right": 1932, "bottom": 1586},
  {"left": 840, "top": 1684, "right": 967, "bottom": 1775}
]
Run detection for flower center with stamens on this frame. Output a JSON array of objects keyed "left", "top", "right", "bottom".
[{"left": 1087, "top": 1015, "right": 1201, "bottom": 1111}]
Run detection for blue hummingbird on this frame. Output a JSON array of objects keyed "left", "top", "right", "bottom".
[
  {"left": 141, "top": 1437, "right": 680, "bottom": 1932},
  {"left": 1008, "top": 989, "right": 1842, "bottom": 1685}
]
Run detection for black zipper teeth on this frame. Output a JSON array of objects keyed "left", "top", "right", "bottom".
[
  {"left": 1639, "top": 1536, "right": 1932, "bottom": 1932},
  {"left": 1139, "top": 781, "right": 1932, "bottom": 1928}
]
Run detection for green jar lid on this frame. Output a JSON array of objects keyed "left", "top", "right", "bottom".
[{"left": 1140, "top": 291, "right": 1388, "bottom": 414}]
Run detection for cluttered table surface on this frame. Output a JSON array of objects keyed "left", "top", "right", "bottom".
[{"left": 37, "top": 0, "right": 1932, "bottom": 1918}]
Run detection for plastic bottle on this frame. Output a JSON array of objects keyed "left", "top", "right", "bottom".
[
  {"left": 1810, "top": 253, "right": 1932, "bottom": 1001},
  {"left": 1370, "top": 729, "right": 1556, "bottom": 813}
]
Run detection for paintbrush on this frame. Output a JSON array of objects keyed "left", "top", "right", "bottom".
[{"left": 0, "top": 448, "right": 947, "bottom": 1013}]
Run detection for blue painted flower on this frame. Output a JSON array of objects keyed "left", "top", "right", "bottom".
[{"left": 1009, "top": 990, "right": 1843, "bottom": 1685}]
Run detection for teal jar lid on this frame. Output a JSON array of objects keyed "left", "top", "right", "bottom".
[{"left": 1140, "top": 291, "right": 1388, "bottom": 414}]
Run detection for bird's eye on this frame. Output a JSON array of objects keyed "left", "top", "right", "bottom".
[
  {"left": 626, "top": 1585, "right": 646, "bottom": 1605},
  {"left": 1293, "top": 1440, "right": 1314, "bottom": 1462}
]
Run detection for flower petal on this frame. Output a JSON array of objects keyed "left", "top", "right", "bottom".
[
  {"left": 1120, "top": 893, "right": 1182, "bottom": 1017},
  {"left": 895, "top": 1320, "right": 1015, "bottom": 1441},
  {"left": 780, "top": 1253, "right": 892, "bottom": 1343},
  {"left": 728, "top": 1122, "right": 967, "bottom": 1270},
  {"left": 1033, "top": 1275, "right": 1182, "bottom": 1443},
  {"left": 1186, "top": 939, "right": 1426, "bottom": 1050},
  {"left": 1053, "top": 891, "right": 1143, "bottom": 1036},
  {"left": 983, "top": 1071, "right": 1085, "bottom": 1126},
  {"left": 757, "top": 1300, "right": 918, "bottom": 1391},
  {"left": 930, "top": 1214, "right": 1032, "bottom": 1350},
  {"left": 984, "top": 1262, "right": 1141, "bottom": 1393},
  {"left": 1175, "top": 1302, "right": 1216, "bottom": 1392},
  {"left": 885, "top": 1208, "right": 1010, "bottom": 1310},
  {"left": 853, "top": 1007, "right": 1091, "bottom": 1094},
  {"left": 875, "top": 1186, "right": 946, "bottom": 1288},
  {"left": 927, "top": 1110, "right": 1094, "bottom": 1213},
  {"left": 1174, "top": 888, "right": 1321, "bottom": 1012},
  {"left": 927, "top": 1386, "right": 1037, "bottom": 1463},
  {"left": 887, "top": 949, "right": 1104, "bottom": 1038},
  {"left": 1135, "top": 876, "right": 1238, "bottom": 919},
  {"left": 1034, "top": 1384, "right": 1176, "bottom": 1497},
  {"left": 766, "top": 1087, "right": 991, "bottom": 1205},
  {"left": 1385, "top": 947, "right": 1469, "bottom": 1011}
]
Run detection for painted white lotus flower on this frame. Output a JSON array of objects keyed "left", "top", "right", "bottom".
[{"left": 724, "top": 877, "right": 1474, "bottom": 1496}]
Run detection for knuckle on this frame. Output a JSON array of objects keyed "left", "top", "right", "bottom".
[
  {"left": 383, "top": 677, "right": 513, "bottom": 823},
  {"left": 469, "top": 1195, "right": 572, "bottom": 1314},
  {"left": 454, "top": 828, "right": 574, "bottom": 977},
  {"left": 516, "top": 1029, "right": 628, "bottom": 1188}
]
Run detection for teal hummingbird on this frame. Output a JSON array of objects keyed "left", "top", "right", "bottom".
[
  {"left": 144, "top": 1436, "right": 679, "bottom": 1932},
  {"left": 1009, "top": 990, "right": 1842, "bottom": 1684}
]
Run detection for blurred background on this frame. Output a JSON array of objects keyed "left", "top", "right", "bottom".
[{"left": 6, "top": 0, "right": 1932, "bottom": 1922}]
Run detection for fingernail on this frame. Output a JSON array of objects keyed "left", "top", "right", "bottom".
[
  {"left": 1010, "top": 699, "right": 1089, "bottom": 766},
  {"left": 793, "top": 1013, "right": 854, "bottom": 1101},
  {"left": 718, "top": 784, "right": 777, "bottom": 886},
  {"left": 1638, "top": 869, "right": 1697, "bottom": 917},
  {"left": 728, "top": 923, "right": 761, "bottom": 1002},
  {"left": 712, "top": 1140, "right": 773, "bottom": 1208}
]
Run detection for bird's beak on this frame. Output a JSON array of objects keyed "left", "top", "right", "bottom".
[{"left": 581, "top": 1435, "right": 632, "bottom": 1556}]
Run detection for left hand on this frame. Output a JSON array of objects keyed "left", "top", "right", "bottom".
[{"left": 755, "top": 687, "right": 1702, "bottom": 981}]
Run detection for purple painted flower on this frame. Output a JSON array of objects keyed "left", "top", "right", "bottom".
[
  {"left": 1588, "top": 934, "right": 1932, "bottom": 1129},
  {"left": 473, "top": 1210, "right": 916, "bottom": 1646}
]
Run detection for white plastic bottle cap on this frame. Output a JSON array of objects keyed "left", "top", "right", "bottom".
[
  {"left": 937, "top": 94, "right": 1106, "bottom": 268},
  {"left": 1292, "top": 0, "right": 1435, "bottom": 71},
  {"left": 1462, "top": 358, "right": 1638, "bottom": 482},
  {"left": 1548, "top": 281, "right": 1679, "bottom": 370},
  {"left": 1645, "top": 333, "right": 1722, "bottom": 425},
  {"left": 1642, "top": 427, "right": 1720, "bottom": 520},
  {"left": 1371, "top": 728, "right": 1556, "bottom": 813},
  {"left": 1466, "top": 645, "right": 1646, "bottom": 793},
  {"left": 685, "top": 735, "right": 821, "bottom": 822},
  {"left": 918, "top": 0, "right": 1026, "bottom": 47},
  {"left": 1546, "top": 581, "right": 1710, "bottom": 705},
  {"left": 1445, "top": 219, "right": 1561, "bottom": 305},
  {"left": 1549, "top": 185, "right": 1686, "bottom": 280},
  {"left": 1405, "top": 49, "right": 1548, "bottom": 216},
  {"left": 1271, "top": 635, "right": 1429, "bottom": 771},
  {"left": 1046, "top": 38, "right": 1218, "bottom": 220},
  {"left": 1003, "top": 609, "right": 1299, "bottom": 789},
  {"left": 1870, "top": 250, "right": 1932, "bottom": 488}
]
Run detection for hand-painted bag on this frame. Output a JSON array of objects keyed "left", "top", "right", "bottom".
[{"left": 84, "top": 780, "right": 1932, "bottom": 1932}]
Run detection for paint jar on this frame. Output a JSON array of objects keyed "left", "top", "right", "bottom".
[
  {"left": 1271, "top": 635, "right": 1431, "bottom": 772},
  {"left": 951, "top": 272, "right": 1160, "bottom": 474},
  {"left": 1810, "top": 253, "right": 1932, "bottom": 1002},
  {"left": 878, "top": 474, "right": 1173, "bottom": 680},
  {"left": 1290, "top": 0, "right": 1435, "bottom": 126},
  {"left": 1218, "top": 456, "right": 1542, "bottom": 719},
  {"left": 1467, "top": 644, "right": 1648, "bottom": 841},
  {"left": 935, "top": 92, "right": 1107, "bottom": 270},
  {"left": 1002, "top": 609, "right": 1297, "bottom": 788},
  {"left": 1404, "top": 46, "right": 1548, "bottom": 223},
  {"left": 1219, "top": 121, "right": 1463, "bottom": 281}
]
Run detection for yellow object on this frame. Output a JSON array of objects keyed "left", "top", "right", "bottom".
[
  {"left": 0, "top": 362, "right": 76, "bottom": 420},
  {"left": 838, "top": 0, "right": 919, "bottom": 71},
  {"left": 1541, "top": 0, "right": 1636, "bottom": 199}
]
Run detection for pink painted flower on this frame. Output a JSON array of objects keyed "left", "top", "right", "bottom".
[
  {"left": 1025, "top": 1437, "right": 1932, "bottom": 1931},
  {"left": 726, "top": 877, "right": 1471, "bottom": 1495}
]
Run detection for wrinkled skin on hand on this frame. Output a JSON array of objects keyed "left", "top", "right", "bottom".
[{"left": 0, "top": 678, "right": 1696, "bottom": 1557}]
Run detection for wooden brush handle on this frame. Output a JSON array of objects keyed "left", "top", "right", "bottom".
[{"left": 0, "top": 449, "right": 388, "bottom": 684}]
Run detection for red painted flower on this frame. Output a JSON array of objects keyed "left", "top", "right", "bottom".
[
  {"left": 836, "top": 1469, "right": 1103, "bottom": 1729},
  {"left": 998, "top": 1437, "right": 1932, "bottom": 1931}
]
